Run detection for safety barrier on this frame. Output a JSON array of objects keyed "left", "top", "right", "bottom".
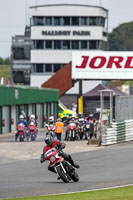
[{"left": 102, "top": 119, "right": 133, "bottom": 145}]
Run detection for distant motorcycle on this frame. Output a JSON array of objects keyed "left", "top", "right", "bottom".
[
  {"left": 17, "top": 123, "right": 26, "bottom": 142},
  {"left": 41, "top": 147, "right": 79, "bottom": 183},
  {"left": 28, "top": 122, "right": 37, "bottom": 141},
  {"left": 77, "top": 122, "right": 85, "bottom": 140},
  {"left": 66, "top": 122, "right": 78, "bottom": 141},
  {"left": 46, "top": 124, "right": 56, "bottom": 138}
]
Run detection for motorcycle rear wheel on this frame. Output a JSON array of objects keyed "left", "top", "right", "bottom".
[
  {"left": 56, "top": 165, "right": 69, "bottom": 183},
  {"left": 71, "top": 171, "right": 79, "bottom": 182}
]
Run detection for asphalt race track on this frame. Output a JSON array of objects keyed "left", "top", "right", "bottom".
[{"left": 0, "top": 136, "right": 133, "bottom": 198}]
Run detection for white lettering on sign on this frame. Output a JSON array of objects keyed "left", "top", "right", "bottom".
[{"left": 72, "top": 51, "right": 133, "bottom": 80}]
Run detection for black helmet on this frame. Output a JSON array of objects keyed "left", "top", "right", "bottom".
[{"left": 44, "top": 135, "right": 54, "bottom": 146}]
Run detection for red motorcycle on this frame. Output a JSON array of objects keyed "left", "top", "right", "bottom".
[
  {"left": 28, "top": 122, "right": 37, "bottom": 141},
  {"left": 66, "top": 122, "right": 78, "bottom": 141},
  {"left": 41, "top": 147, "right": 79, "bottom": 183},
  {"left": 17, "top": 123, "right": 26, "bottom": 142},
  {"left": 46, "top": 124, "right": 56, "bottom": 138}
]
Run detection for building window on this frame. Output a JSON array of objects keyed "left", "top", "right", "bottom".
[
  {"left": 32, "top": 16, "right": 36, "bottom": 25},
  {"left": 62, "top": 63, "right": 66, "bottom": 67},
  {"left": 36, "top": 64, "right": 44, "bottom": 72},
  {"left": 63, "top": 17, "right": 70, "bottom": 26},
  {"left": 89, "top": 17, "right": 99, "bottom": 26},
  {"left": 62, "top": 40, "right": 70, "bottom": 49},
  {"left": 36, "top": 40, "right": 44, "bottom": 49},
  {"left": 54, "top": 17, "right": 61, "bottom": 26},
  {"left": 32, "top": 64, "right": 36, "bottom": 72},
  {"left": 45, "top": 64, "right": 52, "bottom": 72},
  {"left": 100, "top": 17, "right": 105, "bottom": 27},
  {"left": 72, "top": 17, "right": 79, "bottom": 26},
  {"left": 103, "top": 32, "right": 107, "bottom": 37},
  {"left": 89, "top": 40, "right": 99, "bottom": 49},
  {"left": 54, "top": 64, "right": 61, "bottom": 72},
  {"left": 45, "top": 17, "right": 52, "bottom": 25},
  {"left": 81, "top": 17, "right": 88, "bottom": 25},
  {"left": 54, "top": 40, "right": 61, "bottom": 49},
  {"left": 45, "top": 40, "right": 52, "bottom": 49},
  {"left": 72, "top": 40, "right": 79, "bottom": 49},
  {"left": 33, "top": 40, "right": 36, "bottom": 49},
  {"left": 81, "top": 40, "right": 88, "bottom": 49},
  {"left": 36, "top": 17, "right": 44, "bottom": 25}
]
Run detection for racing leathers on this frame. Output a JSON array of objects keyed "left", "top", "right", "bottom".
[
  {"left": 40, "top": 140, "right": 79, "bottom": 173},
  {"left": 15, "top": 120, "right": 28, "bottom": 141}
]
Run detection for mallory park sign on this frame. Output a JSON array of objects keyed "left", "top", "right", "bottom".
[
  {"left": 42, "top": 30, "right": 90, "bottom": 36},
  {"left": 72, "top": 51, "right": 133, "bottom": 80}
]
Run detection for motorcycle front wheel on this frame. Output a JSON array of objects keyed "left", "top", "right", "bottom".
[
  {"left": 19, "top": 135, "right": 24, "bottom": 142},
  {"left": 56, "top": 165, "right": 69, "bottom": 183}
]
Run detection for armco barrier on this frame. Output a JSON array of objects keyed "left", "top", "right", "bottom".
[{"left": 102, "top": 120, "right": 133, "bottom": 145}]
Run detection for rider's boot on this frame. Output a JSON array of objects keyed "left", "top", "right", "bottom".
[
  {"left": 57, "top": 176, "right": 61, "bottom": 180},
  {"left": 69, "top": 155, "right": 80, "bottom": 169}
]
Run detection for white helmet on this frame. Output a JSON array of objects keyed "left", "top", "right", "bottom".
[
  {"left": 49, "top": 116, "right": 54, "bottom": 121},
  {"left": 31, "top": 114, "right": 35, "bottom": 120},
  {"left": 20, "top": 115, "right": 24, "bottom": 120}
]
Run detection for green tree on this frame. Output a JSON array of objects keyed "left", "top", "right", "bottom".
[
  {"left": 0, "top": 57, "right": 4, "bottom": 65},
  {"left": 4, "top": 57, "right": 11, "bottom": 65},
  {"left": 108, "top": 22, "right": 133, "bottom": 51}
]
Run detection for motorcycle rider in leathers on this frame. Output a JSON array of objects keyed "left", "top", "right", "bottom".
[
  {"left": 40, "top": 135, "right": 80, "bottom": 176},
  {"left": 15, "top": 115, "right": 28, "bottom": 141}
]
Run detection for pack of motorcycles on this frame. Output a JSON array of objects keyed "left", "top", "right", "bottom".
[
  {"left": 65, "top": 118, "right": 93, "bottom": 141},
  {"left": 16, "top": 121, "right": 38, "bottom": 142}
]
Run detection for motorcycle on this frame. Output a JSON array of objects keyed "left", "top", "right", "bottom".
[
  {"left": 28, "top": 122, "right": 37, "bottom": 141},
  {"left": 77, "top": 122, "right": 85, "bottom": 140},
  {"left": 66, "top": 122, "right": 78, "bottom": 141},
  {"left": 17, "top": 123, "right": 26, "bottom": 142},
  {"left": 46, "top": 123, "right": 56, "bottom": 138},
  {"left": 41, "top": 147, "right": 79, "bottom": 183}
]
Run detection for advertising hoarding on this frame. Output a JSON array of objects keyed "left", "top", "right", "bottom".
[{"left": 72, "top": 51, "right": 133, "bottom": 80}]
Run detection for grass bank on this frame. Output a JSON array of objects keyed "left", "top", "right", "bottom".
[
  {"left": 2, "top": 186, "right": 133, "bottom": 200},
  {"left": 0, "top": 65, "right": 11, "bottom": 84}
]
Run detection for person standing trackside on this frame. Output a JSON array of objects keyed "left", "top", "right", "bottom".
[{"left": 55, "top": 117, "right": 64, "bottom": 141}]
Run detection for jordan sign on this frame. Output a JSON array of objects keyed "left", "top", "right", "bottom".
[{"left": 72, "top": 51, "right": 133, "bottom": 80}]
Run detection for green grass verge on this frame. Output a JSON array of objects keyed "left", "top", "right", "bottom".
[
  {"left": 0, "top": 65, "right": 11, "bottom": 84},
  {"left": 2, "top": 186, "right": 133, "bottom": 200}
]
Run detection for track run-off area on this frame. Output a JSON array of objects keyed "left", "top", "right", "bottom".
[{"left": 0, "top": 131, "right": 133, "bottom": 199}]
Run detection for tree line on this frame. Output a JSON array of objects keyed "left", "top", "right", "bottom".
[
  {"left": 0, "top": 57, "right": 11, "bottom": 65},
  {"left": 108, "top": 21, "right": 133, "bottom": 51}
]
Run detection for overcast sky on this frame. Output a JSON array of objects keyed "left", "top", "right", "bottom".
[{"left": 0, "top": 0, "right": 133, "bottom": 58}]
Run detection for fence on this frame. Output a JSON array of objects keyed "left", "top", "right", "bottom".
[{"left": 115, "top": 96, "right": 133, "bottom": 122}]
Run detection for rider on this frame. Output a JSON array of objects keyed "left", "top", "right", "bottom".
[
  {"left": 65, "top": 115, "right": 77, "bottom": 140},
  {"left": 55, "top": 117, "right": 64, "bottom": 141},
  {"left": 15, "top": 115, "right": 28, "bottom": 141},
  {"left": 78, "top": 114, "right": 86, "bottom": 124},
  {"left": 48, "top": 115, "right": 55, "bottom": 125},
  {"left": 87, "top": 114, "right": 96, "bottom": 145},
  {"left": 46, "top": 115, "right": 56, "bottom": 137},
  {"left": 40, "top": 135, "right": 80, "bottom": 174},
  {"left": 29, "top": 114, "right": 38, "bottom": 126}
]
